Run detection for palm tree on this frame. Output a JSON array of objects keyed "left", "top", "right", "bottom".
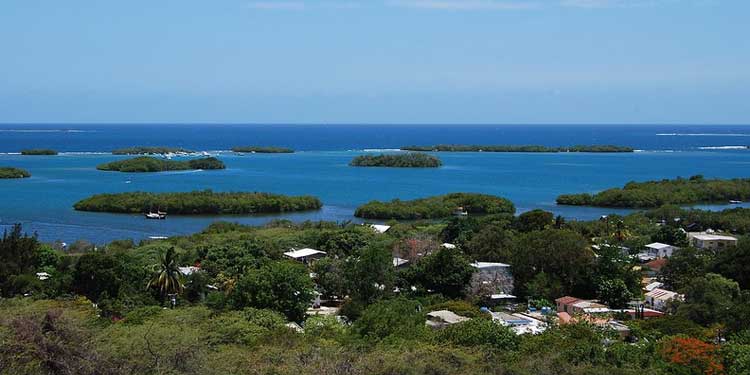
[{"left": 147, "top": 247, "right": 184, "bottom": 306}]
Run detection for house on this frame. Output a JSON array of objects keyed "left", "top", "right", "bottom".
[
  {"left": 35, "top": 272, "right": 51, "bottom": 281},
  {"left": 441, "top": 243, "right": 457, "bottom": 249},
  {"left": 643, "top": 258, "right": 667, "bottom": 276},
  {"left": 644, "top": 281, "right": 664, "bottom": 292},
  {"left": 283, "top": 248, "right": 326, "bottom": 263},
  {"left": 492, "top": 312, "right": 547, "bottom": 335},
  {"left": 688, "top": 232, "right": 738, "bottom": 250},
  {"left": 469, "top": 262, "right": 514, "bottom": 300},
  {"left": 178, "top": 266, "right": 200, "bottom": 276},
  {"left": 645, "top": 288, "right": 682, "bottom": 311},
  {"left": 392, "top": 257, "right": 410, "bottom": 268},
  {"left": 425, "top": 310, "right": 470, "bottom": 329},
  {"left": 555, "top": 296, "right": 608, "bottom": 315},
  {"left": 369, "top": 224, "right": 391, "bottom": 234},
  {"left": 644, "top": 242, "right": 679, "bottom": 258}
]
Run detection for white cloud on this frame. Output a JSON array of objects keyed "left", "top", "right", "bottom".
[
  {"left": 387, "top": 0, "right": 540, "bottom": 10},
  {"left": 246, "top": 1, "right": 306, "bottom": 10}
]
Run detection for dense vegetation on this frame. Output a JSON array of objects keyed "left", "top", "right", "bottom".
[
  {"left": 401, "top": 144, "right": 635, "bottom": 153},
  {"left": 20, "top": 148, "right": 58, "bottom": 155},
  {"left": 355, "top": 193, "right": 515, "bottom": 219},
  {"left": 350, "top": 152, "right": 442, "bottom": 168},
  {"left": 97, "top": 156, "right": 225, "bottom": 172},
  {"left": 73, "top": 190, "right": 322, "bottom": 215},
  {"left": 232, "top": 146, "right": 294, "bottom": 153},
  {"left": 0, "top": 167, "right": 31, "bottom": 179},
  {"left": 112, "top": 146, "right": 194, "bottom": 155},
  {"left": 557, "top": 175, "right": 750, "bottom": 208},
  {"left": 1, "top": 204, "right": 750, "bottom": 374}
]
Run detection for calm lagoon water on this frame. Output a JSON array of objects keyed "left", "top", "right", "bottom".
[{"left": 1, "top": 124, "right": 749, "bottom": 243}]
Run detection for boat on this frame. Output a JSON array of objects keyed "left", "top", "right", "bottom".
[
  {"left": 145, "top": 212, "right": 166, "bottom": 220},
  {"left": 730, "top": 200, "right": 743, "bottom": 204}
]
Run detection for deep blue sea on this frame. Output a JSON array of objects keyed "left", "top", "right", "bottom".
[{"left": 1, "top": 124, "right": 749, "bottom": 244}]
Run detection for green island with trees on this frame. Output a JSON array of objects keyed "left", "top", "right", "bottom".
[
  {"left": 112, "top": 146, "right": 194, "bottom": 155},
  {"left": 3, "top": 199, "right": 750, "bottom": 374},
  {"left": 97, "top": 156, "right": 226, "bottom": 172},
  {"left": 0, "top": 167, "right": 31, "bottom": 179},
  {"left": 350, "top": 152, "right": 442, "bottom": 168},
  {"left": 20, "top": 149, "right": 58, "bottom": 155},
  {"left": 401, "top": 144, "right": 635, "bottom": 153},
  {"left": 73, "top": 190, "right": 323, "bottom": 215},
  {"left": 355, "top": 193, "right": 515, "bottom": 219},
  {"left": 232, "top": 146, "right": 294, "bottom": 153},
  {"left": 557, "top": 175, "right": 750, "bottom": 208}
]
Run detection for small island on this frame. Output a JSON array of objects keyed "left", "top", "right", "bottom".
[
  {"left": 20, "top": 149, "right": 58, "bottom": 155},
  {"left": 401, "top": 144, "right": 634, "bottom": 153},
  {"left": 0, "top": 167, "right": 31, "bottom": 179},
  {"left": 73, "top": 190, "right": 322, "bottom": 215},
  {"left": 232, "top": 146, "right": 294, "bottom": 153},
  {"left": 556, "top": 175, "right": 750, "bottom": 208},
  {"left": 97, "top": 156, "right": 225, "bottom": 173},
  {"left": 350, "top": 152, "right": 442, "bottom": 168},
  {"left": 354, "top": 192, "right": 515, "bottom": 219},
  {"left": 112, "top": 146, "right": 194, "bottom": 155}
]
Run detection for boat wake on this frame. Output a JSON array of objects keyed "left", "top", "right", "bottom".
[
  {"left": 698, "top": 146, "right": 748, "bottom": 150},
  {"left": 657, "top": 133, "right": 750, "bottom": 137}
]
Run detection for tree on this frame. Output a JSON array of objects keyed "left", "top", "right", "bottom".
[
  {"left": 436, "top": 318, "right": 519, "bottom": 350},
  {"left": 661, "top": 247, "right": 713, "bottom": 291},
  {"left": 231, "top": 261, "right": 314, "bottom": 321},
  {"left": 659, "top": 337, "right": 724, "bottom": 375},
  {"left": 652, "top": 225, "right": 689, "bottom": 247},
  {"left": 596, "top": 279, "right": 633, "bottom": 309},
  {"left": 403, "top": 247, "right": 474, "bottom": 299},
  {"left": 343, "top": 244, "right": 395, "bottom": 305},
  {"left": 510, "top": 229, "right": 595, "bottom": 299},
  {"left": 352, "top": 298, "right": 426, "bottom": 341},
  {"left": 463, "top": 224, "right": 514, "bottom": 262},
  {"left": 677, "top": 273, "right": 741, "bottom": 326},
  {"left": 0, "top": 224, "right": 44, "bottom": 296},
  {"left": 711, "top": 239, "right": 750, "bottom": 289},
  {"left": 147, "top": 247, "right": 184, "bottom": 303},
  {"left": 515, "top": 209, "right": 554, "bottom": 232}
]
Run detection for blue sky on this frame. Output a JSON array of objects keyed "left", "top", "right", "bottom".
[{"left": 0, "top": 0, "right": 747, "bottom": 124}]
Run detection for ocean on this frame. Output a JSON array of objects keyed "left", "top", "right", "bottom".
[{"left": 1, "top": 123, "right": 749, "bottom": 244}]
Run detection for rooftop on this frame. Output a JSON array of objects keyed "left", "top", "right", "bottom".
[
  {"left": 284, "top": 248, "right": 326, "bottom": 259},
  {"left": 369, "top": 224, "right": 391, "bottom": 234},
  {"left": 471, "top": 261, "right": 511, "bottom": 269},
  {"left": 646, "top": 242, "right": 674, "bottom": 250},
  {"left": 689, "top": 233, "right": 737, "bottom": 241}
]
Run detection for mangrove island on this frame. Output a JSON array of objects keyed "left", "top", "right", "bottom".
[
  {"left": 20, "top": 149, "right": 58, "bottom": 155},
  {"left": 0, "top": 167, "right": 31, "bottom": 179},
  {"left": 355, "top": 192, "right": 515, "bottom": 219},
  {"left": 112, "top": 146, "right": 194, "bottom": 155},
  {"left": 97, "top": 156, "right": 225, "bottom": 173},
  {"left": 232, "top": 146, "right": 294, "bottom": 153},
  {"left": 556, "top": 175, "right": 750, "bottom": 208},
  {"left": 401, "top": 144, "right": 634, "bottom": 153},
  {"left": 73, "top": 190, "right": 323, "bottom": 215},
  {"left": 350, "top": 152, "right": 442, "bottom": 168}
]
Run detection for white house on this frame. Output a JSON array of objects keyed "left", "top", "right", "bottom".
[
  {"left": 369, "top": 224, "right": 391, "bottom": 234},
  {"left": 284, "top": 248, "right": 327, "bottom": 263},
  {"left": 688, "top": 232, "right": 738, "bottom": 250},
  {"left": 645, "top": 288, "right": 682, "bottom": 311},
  {"left": 425, "top": 310, "right": 470, "bottom": 329},
  {"left": 644, "top": 242, "right": 679, "bottom": 258},
  {"left": 392, "top": 257, "right": 410, "bottom": 268}
]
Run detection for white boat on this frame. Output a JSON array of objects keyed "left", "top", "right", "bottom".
[
  {"left": 730, "top": 200, "right": 743, "bottom": 204},
  {"left": 145, "top": 212, "right": 165, "bottom": 220}
]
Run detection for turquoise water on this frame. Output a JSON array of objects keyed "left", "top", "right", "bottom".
[{"left": 1, "top": 124, "right": 749, "bottom": 243}]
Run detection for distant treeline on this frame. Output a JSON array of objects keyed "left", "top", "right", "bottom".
[
  {"left": 73, "top": 190, "right": 322, "bottom": 215},
  {"left": 97, "top": 156, "right": 225, "bottom": 173},
  {"left": 232, "top": 146, "right": 294, "bottom": 153},
  {"left": 401, "top": 144, "right": 634, "bottom": 153},
  {"left": 354, "top": 192, "right": 515, "bottom": 219},
  {"left": 112, "top": 146, "right": 194, "bottom": 155},
  {"left": 350, "top": 152, "right": 442, "bottom": 168},
  {"left": 645, "top": 205, "right": 750, "bottom": 235},
  {"left": 20, "top": 149, "right": 58, "bottom": 155},
  {"left": 557, "top": 175, "right": 750, "bottom": 208},
  {"left": 0, "top": 167, "right": 31, "bottom": 179}
]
